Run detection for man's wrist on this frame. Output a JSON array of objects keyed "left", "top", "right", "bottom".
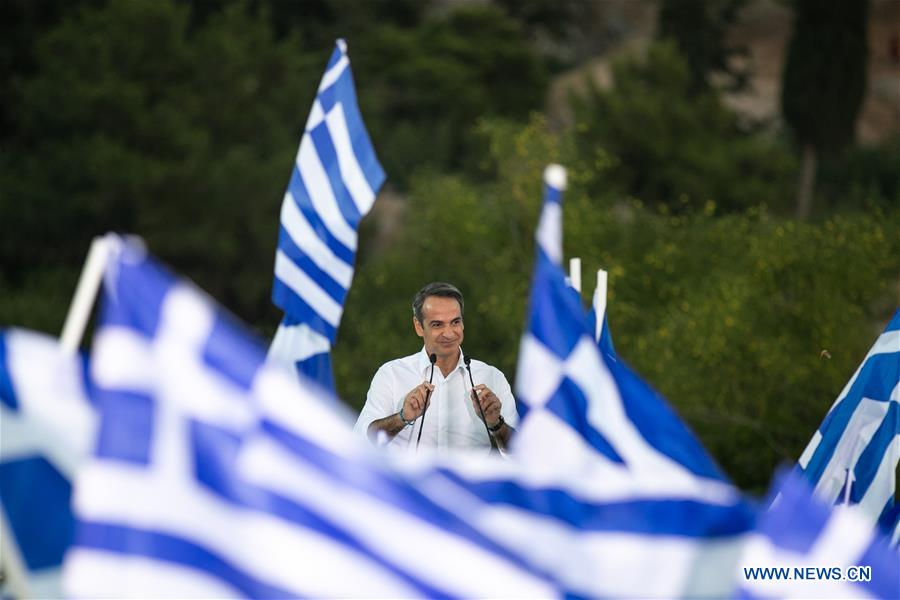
[
  {"left": 399, "top": 406, "right": 416, "bottom": 427},
  {"left": 487, "top": 415, "right": 505, "bottom": 432}
]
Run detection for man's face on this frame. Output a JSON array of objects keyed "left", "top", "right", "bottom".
[{"left": 413, "top": 295, "right": 464, "bottom": 361}]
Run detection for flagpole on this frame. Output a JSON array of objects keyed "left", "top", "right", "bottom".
[
  {"left": 841, "top": 435, "right": 862, "bottom": 506},
  {"left": 0, "top": 240, "right": 108, "bottom": 599},
  {"left": 593, "top": 269, "right": 608, "bottom": 343},
  {"left": 569, "top": 257, "right": 581, "bottom": 293},
  {"left": 842, "top": 468, "right": 854, "bottom": 506},
  {"left": 1, "top": 237, "right": 110, "bottom": 598},
  {"left": 59, "top": 236, "right": 110, "bottom": 355},
  {"left": 0, "top": 509, "right": 31, "bottom": 599}
]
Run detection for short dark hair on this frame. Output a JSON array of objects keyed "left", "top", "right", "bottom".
[{"left": 412, "top": 282, "right": 464, "bottom": 324}]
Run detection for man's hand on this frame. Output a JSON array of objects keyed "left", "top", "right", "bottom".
[
  {"left": 366, "top": 381, "right": 434, "bottom": 444},
  {"left": 402, "top": 382, "right": 434, "bottom": 421},
  {"left": 471, "top": 383, "right": 502, "bottom": 428}
]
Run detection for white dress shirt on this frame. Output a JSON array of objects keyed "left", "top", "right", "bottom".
[{"left": 353, "top": 347, "right": 518, "bottom": 453}]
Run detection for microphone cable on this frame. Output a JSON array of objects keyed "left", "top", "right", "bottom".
[
  {"left": 415, "top": 353, "right": 437, "bottom": 450},
  {"left": 464, "top": 356, "right": 499, "bottom": 452}
]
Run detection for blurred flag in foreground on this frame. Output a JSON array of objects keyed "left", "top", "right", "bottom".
[
  {"left": 796, "top": 309, "right": 899, "bottom": 536},
  {"left": 498, "top": 165, "right": 754, "bottom": 596},
  {"left": 514, "top": 164, "right": 728, "bottom": 484},
  {"left": 737, "top": 470, "right": 899, "bottom": 599},
  {"left": 64, "top": 236, "right": 556, "bottom": 598},
  {"left": 268, "top": 39, "right": 386, "bottom": 390},
  {"left": 0, "top": 329, "right": 95, "bottom": 598}
]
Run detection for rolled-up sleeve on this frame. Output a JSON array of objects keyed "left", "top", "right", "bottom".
[{"left": 352, "top": 366, "right": 396, "bottom": 438}]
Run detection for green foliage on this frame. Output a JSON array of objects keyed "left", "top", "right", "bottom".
[
  {"left": 494, "top": 0, "right": 584, "bottom": 42},
  {"left": 657, "top": 0, "right": 749, "bottom": 92},
  {"left": 353, "top": 3, "right": 548, "bottom": 186},
  {"left": 0, "top": 0, "right": 321, "bottom": 330},
  {"left": 259, "top": 0, "right": 432, "bottom": 48},
  {"left": 817, "top": 135, "right": 900, "bottom": 213},
  {"left": 781, "top": 0, "right": 868, "bottom": 156},
  {"left": 0, "top": 0, "right": 98, "bottom": 136},
  {"left": 570, "top": 42, "right": 796, "bottom": 214}
]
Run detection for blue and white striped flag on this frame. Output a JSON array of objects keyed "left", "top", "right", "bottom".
[
  {"left": 514, "top": 164, "right": 728, "bottom": 484},
  {"left": 796, "top": 309, "right": 900, "bottom": 538},
  {"left": 269, "top": 39, "right": 385, "bottom": 389},
  {"left": 0, "top": 329, "right": 95, "bottom": 599},
  {"left": 738, "top": 471, "right": 899, "bottom": 599},
  {"left": 494, "top": 165, "right": 756, "bottom": 596},
  {"left": 64, "top": 236, "right": 558, "bottom": 598}
]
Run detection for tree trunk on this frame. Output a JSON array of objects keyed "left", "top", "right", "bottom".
[{"left": 795, "top": 143, "right": 817, "bottom": 219}]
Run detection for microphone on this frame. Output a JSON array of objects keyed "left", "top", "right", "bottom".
[
  {"left": 464, "top": 356, "right": 498, "bottom": 451},
  {"left": 415, "top": 353, "right": 437, "bottom": 450}
]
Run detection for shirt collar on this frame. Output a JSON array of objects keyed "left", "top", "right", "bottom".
[{"left": 418, "top": 346, "right": 466, "bottom": 376}]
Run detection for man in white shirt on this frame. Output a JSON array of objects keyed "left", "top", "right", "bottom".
[{"left": 353, "top": 282, "right": 518, "bottom": 453}]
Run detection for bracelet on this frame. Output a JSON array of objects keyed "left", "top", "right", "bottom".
[
  {"left": 487, "top": 415, "right": 505, "bottom": 433},
  {"left": 399, "top": 406, "right": 415, "bottom": 427}
]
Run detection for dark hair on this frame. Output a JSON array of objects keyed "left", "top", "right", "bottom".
[{"left": 412, "top": 282, "right": 464, "bottom": 324}]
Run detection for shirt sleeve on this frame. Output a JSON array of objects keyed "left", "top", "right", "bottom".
[
  {"left": 352, "top": 365, "right": 397, "bottom": 439},
  {"left": 490, "top": 366, "right": 519, "bottom": 428}
]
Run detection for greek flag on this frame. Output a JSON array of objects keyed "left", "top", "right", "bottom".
[
  {"left": 738, "top": 471, "right": 899, "bottom": 599},
  {"left": 64, "top": 236, "right": 558, "bottom": 597},
  {"left": 492, "top": 165, "right": 754, "bottom": 596},
  {"left": 0, "top": 329, "right": 95, "bottom": 599},
  {"left": 514, "top": 165, "right": 727, "bottom": 484},
  {"left": 796, "top": 309, "right": 900, "bottom": 538},
  {"left": 269, "top": 39, "right": 385, "bottom": 389}
]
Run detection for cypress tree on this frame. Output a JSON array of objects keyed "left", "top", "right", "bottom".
[{"left": 781, "top": 0, "right": 868, "bottom": 219}]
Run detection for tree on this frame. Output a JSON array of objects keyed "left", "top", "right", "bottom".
[
  {"left": 781, "top": 0, "right": 869, "bottom": 219},
  {"left": 353, "top": 3, "right": 548, "bottom": 187},
  {"left": 0, "top": 0, "right": 321, "bottom": 332},
  {"left": 657, "top": 0, "right": 749, "bottom": 93},
  {"left": 570, "top": 42, "right": 795, "bottom": 215},
  {"left": 0, "top": 0, "right": 97, "bottom": 142}
]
